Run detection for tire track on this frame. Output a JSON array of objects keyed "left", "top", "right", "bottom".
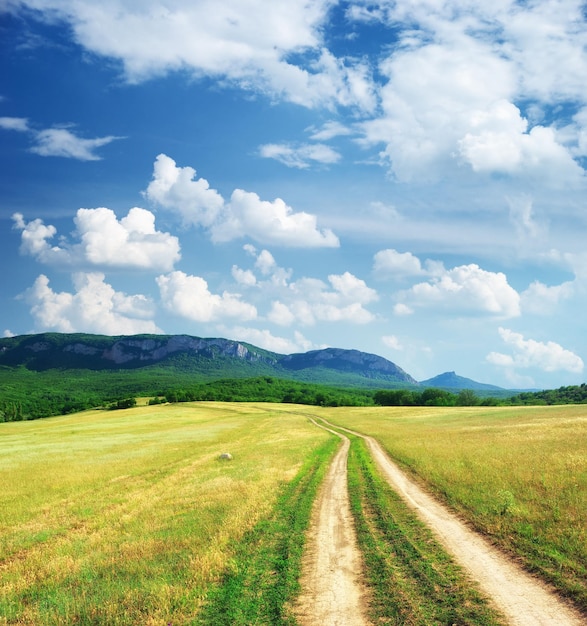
[{"left": 293, "top": 418, "right": 372, "bottom": 626}]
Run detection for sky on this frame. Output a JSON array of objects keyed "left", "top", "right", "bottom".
[{"left": 1, "top": 0, "right": 587, "bottom": 390}]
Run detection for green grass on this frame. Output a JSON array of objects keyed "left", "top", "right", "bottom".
[
  {"left": 0, "top": 403, "right": 332, "bottom": 625},
  {"left": 323, "top": 404, "right": 587, "bottom": 614}
]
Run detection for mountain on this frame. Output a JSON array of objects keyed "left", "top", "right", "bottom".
[
  {"left": 420, "top": 371, "right": 504, "bottom": 391},
  {"left": 280, "top": 348, "right": 416, "bottom": 383},
  {"left": 0, "top": 332, "right": 416, "bottom": 388}
]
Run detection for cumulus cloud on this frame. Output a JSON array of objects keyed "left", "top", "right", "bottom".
[
  {"left": 397, "top": 263, "right": 521, "bottom": 318},
  {"left": 20, "top": 273, "right": 161, "bottom": 334},
  {"left": 74, "top": 207, "right": 181, "bottom": 270},
  {"left": 276, "top": 272, "right": 378, "bottom": 326},
  {"left": 6, "top": 0, "right": 375, "bottom": 110},
  {"left": 157, "top": 271, "right": 257, "bottom": 323},
  {"left": 373, "top": 249, "right": 427, "bottom": 278},
  {"left": 487, "top": 327, "right": 584, "bottom": 374},
  {"left": 459, "top": 101, "right": 584, "bottom": 185},
  {"left": 231, "top": 265, "right": 257, "bottom": 287},
  {"left": 267, "top": 301, "right": 297, "bottom": 326},
  {"left": 521, "top": 280, "right": 575, "bottom": 315},
  {"left": 259, "top": 142, "right": 341, "bottom": 168},
  {"left": 13, "top": 208, "right": 181, "bottom": 272},
  {"left": 224, "top": 327, "right": 313, "bottom": 354},
  {"left": 355, "top": 3, "right": 587, "bottom": 184},
  {"left": 215, "top": 188, "right": 339, "bottom": 247},
  {"left": 146, "top": 154, "right": 339, "bottom": 247},
  {"left": 145, "top": 154, "right": 224, "bottom": 228},
  {"left": 12, "top": 213, "right": 66, "bottom": 263}
]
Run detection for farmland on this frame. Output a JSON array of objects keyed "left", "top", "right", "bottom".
[
  {"left": 0, "top": 403, "right": 334, "bottom": 624},
  {"left": 1, "top": 402, "right": 586, "bottom": 623}
]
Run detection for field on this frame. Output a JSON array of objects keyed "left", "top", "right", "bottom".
[
  {"left": 2, "top": 402, "right": 586, "bottom": 623},
  {"left": 0, "top": 403, "right": 334, "bottom": 624},
  {"left": 323, "top": 404, "right": 587, "bottom": 611}
]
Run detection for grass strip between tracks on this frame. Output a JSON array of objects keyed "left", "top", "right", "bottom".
[
  {"left": 196, "top": 434, "right": 340, "bottom": 625},
  {"left": 346, "top": 435, "right": 506, "bottom": 625}
]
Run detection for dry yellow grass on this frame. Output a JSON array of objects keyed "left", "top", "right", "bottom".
[{"left": 0, "top": 402, "right": 330, "bottom": 625}]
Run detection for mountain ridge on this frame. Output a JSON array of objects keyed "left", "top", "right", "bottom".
[{"left": 0, "top": 332, "right": 494, "bottom": 390}]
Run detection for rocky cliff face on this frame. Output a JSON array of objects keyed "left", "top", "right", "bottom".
[
  {"left": 98, "top": 335, "right": 267, "bottom": 365},
  {"left": 0, "top": 333, "right": 275, "bottom": 369}
]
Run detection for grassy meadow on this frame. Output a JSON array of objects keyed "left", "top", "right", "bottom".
[
  {"left": 322, "top": 404, "right": 587, "bottom": 613},
  {"left": 0, "top": 403, "right": 334, "bottom": 625}
]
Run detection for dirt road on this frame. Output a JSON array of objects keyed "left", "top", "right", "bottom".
[
  {"left": 326, "top": 415, "right": 584, "bottom": 626},
  {"left": 293, "top": 423, "right": 372, "bottom": 626}
]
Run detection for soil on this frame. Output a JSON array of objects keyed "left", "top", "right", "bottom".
[{"left": 293, "top": 421, "right": 373, "bottom": 626}]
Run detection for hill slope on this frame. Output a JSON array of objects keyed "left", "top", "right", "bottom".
[{"left": 420, "top": 371, "right": 504, "bottom": 391}]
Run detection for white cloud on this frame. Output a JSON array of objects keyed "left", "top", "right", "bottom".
[
  {"left": 0, "top": 114, "right": 122, "bottom": 160},
  {"left": 3, "top": 329, "right": 16, "bottom": 338},
  {"left": 259, "top": 142, "right": 341, "bottom": 168},
  {"left": 373, "top": 249, "right": 426, "bottom": 278},
  {"left": 146, "top": 154, "right": 339, "bottom": 248},
  {"left": 255, "top": 250, "right": 277, "bottom": 276},
  {"left": 13, "top": 208, "right": 181, "bottom": 272},
  {"left": 328, "top": 271, "right": 378, "bottom": 304},
  {"left": 393, "top": 303, "right": 413, "bottom": 316},
  {"left": 7, "top": 0, "right": 374, "bottom": 110},
  {"left": 231, "top": 265, "right": 257, "bottom": 287},
  {"left": 214, "top": 189, "right": 340, "bottom": 247},
  {"left": 282, "top": 272, "right": 378, "bottom": 325},
  {"left": 506, "top": 195, "right": 545, "bottom": 241},
  {"left": 382, "top": 335, "right": 403, "bottom": 350},
  {"left": 226, "top": 327, "right": 313, "bottom": 354},
  {"left": 267, "top": 301, "right": 296, "bottom": 326},
  {"left": 354, "top": 3, "right": 587, "bottom": 185},
  {"left": 459, "top": 101, "right": 584, "bottom": 185},
  {"left": 521, "top": 280, "right": 575, "bottom": 315},
  {"left": 145, "top": 154, "right": 224, "bottom": 228},
  {"left": 361, "top": 37, "right": 517, "bottom": 182},
  {"left": 21, "top": 273, "right": 161, "bottom": 334},
  {"left": 487, "top": 327, "right": 584, "bottom": 374},
  {"left": 74, "top": 207, "right": 180, "bottom": 271},
  {"left": 398, "top": 264, "right": 521, "bottom": 317},
  {"left": 307, "top": 121, "right": 354, "bottom": 141},
  {"left": 0, "top": 116, "right": 30, "bottom": 131},
  {"left": 12, "top": 212, "right": 66, "bottom": 263},
  {"left": 30, "top": 128, "right": 122, "bottom": 160},
  {"left": 157, "top": 271, "right": 257, "bottom": 323}
]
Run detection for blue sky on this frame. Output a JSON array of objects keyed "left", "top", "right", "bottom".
[{"left": 1, "top": 0, "right": 587, "bottom": 389}]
